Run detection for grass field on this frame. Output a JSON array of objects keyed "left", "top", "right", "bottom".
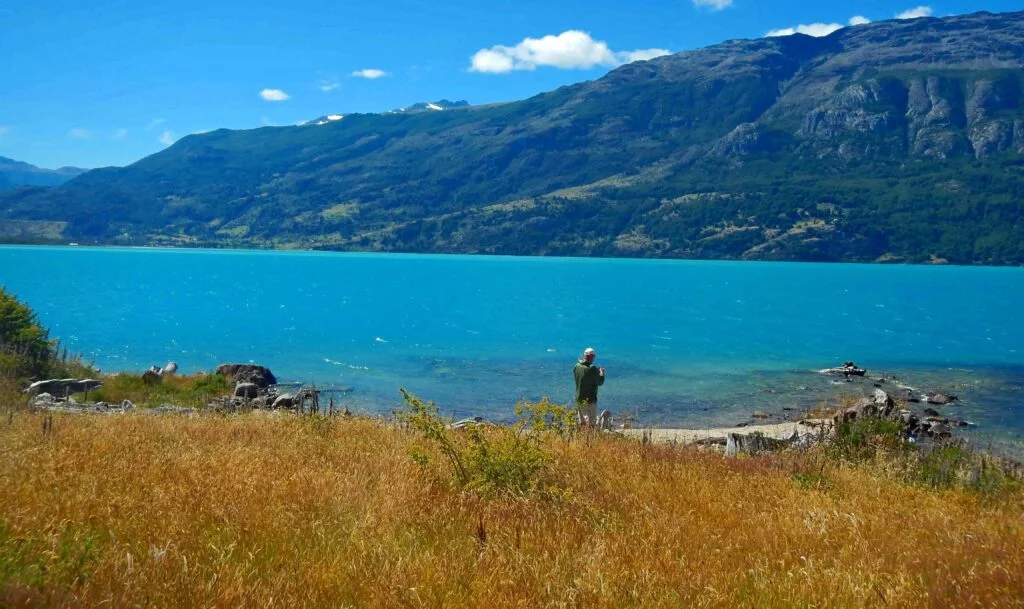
[{"left": 2, "top": 409, "right": 1023, "bottom": 608}]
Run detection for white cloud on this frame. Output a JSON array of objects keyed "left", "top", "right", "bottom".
[
  {"left": 765, "top": 22, "right": 844, "bottom": 37},
  {"left": 319, "top": 79, "right": 340, "bottom": 91},
  {"left": 111, "top": 128, "right": 129, "bottom": 140},
  {"left": 896, "top": 6, "right": 932, "bottom": 19},
  {"left": 69, "top": 128, "right": 90, "bottom": 139},
  {"left": 849, "top": 15, "right": 871, "bottom": 25},
  {"left": 470, "top": 49, "right": 516, "bottom": 73},
  {"left": 259, "top": 88, "right": 290, "bottom": 101},
  {"left": 351, "top": 69, "right": 390, "bottom": 79},
  {"left": 692, "top": 0, "right": 733, "bottom": 10},
  {"left": 470, "top": 30, "right": 671, "bottom": 73},
  {"left": 145, "top": 118, "right": 166, "bottom": 131},
  {"left": 158, "top": 130, "right": 175, "bottom": 146}
]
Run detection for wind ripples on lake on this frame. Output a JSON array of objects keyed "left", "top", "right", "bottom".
[{"left": 1, "top": 246, "right": 1021, "bottom": 451}]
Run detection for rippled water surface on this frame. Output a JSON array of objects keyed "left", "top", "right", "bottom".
[{"left": 1, "top": 246, "right": 1021, "bottom": 449}]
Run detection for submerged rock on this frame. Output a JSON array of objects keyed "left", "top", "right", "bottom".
[{"left": 819, "top": 362, "right": 866, "bottom": 377}]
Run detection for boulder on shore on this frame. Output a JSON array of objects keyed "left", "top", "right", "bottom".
[
  {"left": 216, "top": 364, "right": 277, "bottom": 389},
  {"left": 272, "top": 393, "right": 296, "bottom": 409},
  {"left": 833, "top": 388, "right": 897, "bottom": 425},
  {"left": 234, "top": 382, "right": 259, "bottom": 400}
]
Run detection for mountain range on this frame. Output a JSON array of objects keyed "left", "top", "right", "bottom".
[
  {"left": 0, "top": 157, "right": 86, "bottom": 191},
  {"left": 2, "top": 11, "right": 1023, "bottom": 264}
]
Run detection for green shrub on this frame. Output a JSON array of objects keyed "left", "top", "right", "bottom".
[
  {"left": 397, "top": 389, "right": 558, "bottom": 498},
  {"left": 0, "top": 288, "right": 52, "bottom": 380},
  {"left": 513, "top": 396, "right": 578, "bottom": 437},
  {"left": 828, "top": 415, "right": 908, "bottom": 462}
]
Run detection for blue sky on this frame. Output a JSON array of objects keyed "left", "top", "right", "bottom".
[{"left": 1, "top": 0, "right": 1019, "bottom": 169}]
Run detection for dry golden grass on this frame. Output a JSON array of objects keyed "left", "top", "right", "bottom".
[{"left": 2, "top": 410, "right": 1023, "bottom": 608}]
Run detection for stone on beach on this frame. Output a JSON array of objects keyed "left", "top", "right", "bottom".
[
  {"left": 216, "top": 364, "right": 277, "bottom": 388},
  {"left": 234, "top": 382, "right": 259, "bottom": 400}
]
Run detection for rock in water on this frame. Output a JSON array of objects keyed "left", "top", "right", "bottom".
[
  {"left": 926, "top": 392, "right": 957, "bottom": 405},
  {"left": 819, "top": 362, "right": 866, "bottom": 376},
  {"left": 216, "top": 364, "right": 277, "bottom": 388}
]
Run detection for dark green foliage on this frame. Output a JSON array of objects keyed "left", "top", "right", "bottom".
[
  {"left": 0, "top": 288, "right": 54, "bottom": 380},
  {"left": 828, "top": 416, "right": 908, "bottom": 462},
  {"left": 398, "top": 390, "right": 563, "bottom": 498}
]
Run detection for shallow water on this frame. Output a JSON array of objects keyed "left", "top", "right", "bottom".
[{"left": 1, "top": 246, "right": 1021, "bottom": 450}]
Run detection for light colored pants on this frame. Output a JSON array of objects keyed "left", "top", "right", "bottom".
[{"left": 577, "top": 401, "right": 597, "bottom": 427}]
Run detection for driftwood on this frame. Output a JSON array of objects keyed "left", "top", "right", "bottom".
[
  {"left": 25, "top": 378, "right": 102, "bottom": 397},
  {"left": 725, "top": 432, "right": 791, "bottom": 456}
]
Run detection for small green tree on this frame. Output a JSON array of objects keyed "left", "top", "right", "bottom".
[
  {"left": 0, "top": 287, "right": 52, "bottom": 380},
  {"left": 398, "top": 390, "right": 568, "bottom": 498}
]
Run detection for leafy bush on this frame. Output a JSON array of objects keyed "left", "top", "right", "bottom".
[
  {"left": 513, "top": 396, "right": 578, "bottom": 437},
  {"left": 828, "top": 415, "right": 908, "bottom": 462},
  {"left": 0, "top": 288, "right": 97, "bottom": 387},
  {"left": 0, "top": 288, "right": 52, "bottom": 380},
  {"left": 398, "top": 389, "right": 563, "bottom": 498}
]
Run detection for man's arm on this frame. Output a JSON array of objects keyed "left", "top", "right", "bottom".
[{"left": 597, "top": 367, "right": 605, "bottom": 386}]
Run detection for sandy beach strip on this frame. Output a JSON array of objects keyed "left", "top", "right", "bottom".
[{"left": 621, "top": 421, "right": 826, "bottom": 445}]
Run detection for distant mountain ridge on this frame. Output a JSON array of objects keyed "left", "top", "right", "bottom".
[
  {"left": 0, "top": 157, "right": 87, "bottom": 191},
  {"left": 1, "top": 10, "right": 1023, "bottom": 264}
]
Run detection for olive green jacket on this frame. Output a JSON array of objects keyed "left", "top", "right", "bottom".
[{"left": 573, "top": 360, "right": 605, "bottom": 404}]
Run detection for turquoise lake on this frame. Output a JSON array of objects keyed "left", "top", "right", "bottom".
[{"left": 1, "top": 246, "right": 1022, "bottom": 450}]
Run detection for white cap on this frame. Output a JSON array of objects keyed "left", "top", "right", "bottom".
[{"left": 583, "top": 347, "right": 596, "bottom": 356}]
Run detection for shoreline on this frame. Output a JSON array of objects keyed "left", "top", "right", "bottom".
[{"left": 621, "top": 421, "right": 825, "bottom": 445}]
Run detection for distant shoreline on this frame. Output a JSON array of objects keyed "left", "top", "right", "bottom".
[{"left": 5, "top": 241, "right": 1024, "bottom": 268}]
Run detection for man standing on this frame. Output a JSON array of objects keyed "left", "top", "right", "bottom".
[{"left": 573, "top": 347, "right": 605, "bottom": 427}]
